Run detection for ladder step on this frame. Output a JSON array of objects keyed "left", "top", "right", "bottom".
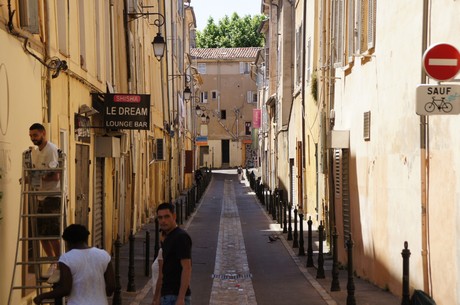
[
  {"left": 20, "top": 236, "right": 61, "bottom": 241},
  {"left": 16, "top": 259, "right": 58, "bottom": 265},
  {"left": 23, "top": 191, "right": 62, "bottom": 195},
  {"left": 12, "top": 284, "right": 53, "bottom": 290},
  {"left": 21, "top": 213, "right": 61, "bottom": 217}
]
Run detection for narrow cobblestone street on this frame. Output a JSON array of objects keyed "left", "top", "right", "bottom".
[{"left": 116, "top": 170, "right": 400, "bottom": 305}]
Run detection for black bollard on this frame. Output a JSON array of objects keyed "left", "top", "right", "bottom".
[
  {"left": 287, "top": 203, "right": 293, "bottom": 240},
  {"left": 401, "top": 241, "right": 411, "bottom": 305},
  {"left": 127, "top": 230, "right": 136, "bottom": 292},
  {"left": 145, "top": 230, "right": 150, "bottom": 277},
  {"left": 293, "top": 208, "right": 299, "bottom": 248},
  {"left": 283, "top": 201, "right": 288, "bottom": 233},
  {"left": 306, "top": 216, "right": 314, "bottom": 267},
  {"left": 316, "top": 221, "right": 325, "bottom": 278},
  {"left": 346, "top": 234, "right": 356, "bottom": 305},
  {"left": 331, "top": 227, "right": 340, "bottom": 291},
  {"left": 113, "top": 235, "right": 122, "bottom": 305},
  {"left": 298, "top": 211, "right": 305, "bottom": 256},
  {"left": 154, "top": 217, "right": 160, "bottom": 258}
]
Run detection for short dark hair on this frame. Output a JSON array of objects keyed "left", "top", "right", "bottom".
[
  {"left": 29, "top": 123, "right": 45, "bottom": 131},
  {"left": 156, "top": 202, "right": 175, "bottom": 214},
  {"left": 62, "top": 224, "right": 90, "bottom": 243}
]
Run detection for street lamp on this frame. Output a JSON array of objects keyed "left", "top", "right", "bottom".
[
  {"left": 183, "top": 86, "right": 192, "bottom": 101},
  {"left": 126, "top": 6, "right": 166, "bottom": 61},
  {"left": 152, "top": 32, "right": 166, "bottom": 61}
]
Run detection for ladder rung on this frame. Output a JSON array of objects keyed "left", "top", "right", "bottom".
[
  {"left": 20, "top": 236, "right": 61, "bottom": 241},
  {"left": 23, "top": 190, "right": 62, "bottom": 195},
  {"left": 24, "top": 168, "right": 65, "bottom": 172},
  {"left": 16, "top": 259, "right": 58, "bottom": 265},
  {"left": 21, "top": 213, "right": 61, "bottom": 217},
  {"left": 12, "top": 284, "right": 53, "bottom": 290}
]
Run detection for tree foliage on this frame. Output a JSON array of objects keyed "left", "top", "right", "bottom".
[{"left": 196, "top": 13, "right": 265, "bottom": 48}]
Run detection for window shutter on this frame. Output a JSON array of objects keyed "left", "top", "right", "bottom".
[
  {"left": 367, "top": 0, "right": 376, "bottom": 49},
  {"left": 333, "top": 0, "right": 345, "bottom": 67},
  {"left": 247, "top": 91, "right": 252, "bottom": 103},
  {"left": 19, "top": 0, "right": 39, "bottom": 34},
  {"left": 355, "top": 0, "right": 362, "bottom": 54},
  {"left": 347, "top": 0, "right": 355, "bottom": 62},
  {"left": 240, "top": 62, "right": 245, "bottom": 74},
  {"left": 156, "top": 139, "right": 164, "bottom": 160}
]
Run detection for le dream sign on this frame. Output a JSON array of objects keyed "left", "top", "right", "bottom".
[{"left": 104, "top": 94, "right": 150, "bottom": 130}]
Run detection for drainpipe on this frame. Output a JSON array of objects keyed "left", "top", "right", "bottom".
[
  {"left": 300, "top": 0, "right": 307, "bottom": 213},
  {"left": 420, "top": 0, "right": 431, "bottom": 296},
  {"left": 44, "top": 0, "right": 52, "bottom": 123}
]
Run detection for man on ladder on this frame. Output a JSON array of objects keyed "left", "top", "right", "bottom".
[{"left": 28, "top": 123, "right": 61, "bottom": 279}]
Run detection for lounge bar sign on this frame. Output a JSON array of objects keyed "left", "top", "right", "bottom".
[{"left": 104, "top": 94, "right": 150, "bottom": 130}]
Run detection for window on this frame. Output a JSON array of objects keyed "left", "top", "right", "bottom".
[
  {"left": 78, "top": 0, "right": 87, "bottom": 69},
  {"left": 332, "top": 0, "right": 345, "bottom": 67},
  {"left": 198, "top": 63, "right": 206, "bottom": 74},
  {"left": 295, "top": 25, "right": 303, "bottom": 85},
  {"left": 56, "top": 1, "right": 68, "bottom": 55},
  {"left": 367, "top": 0, "right": 376, "bottom": 49},
  {"left": 18, "top": 0, "right": 39, "bottom": 34},
  {"left": 347, "top": 0, "right": 355, "bottom": 62},
  {"left": 201, "top": 91, "right": 208, "bottom": 103},
  {"left": 211, "top": 91, "right": 218, "bottom": 100},
  {"left": 245, "top": 122, "right": 251, "bottom": 135},
  {"left": 247, "top": 91, "right": 257, "bottom": 104},
  {"left": 240, "top": 62, "right": 250, "bottom": 74},
  {"left": 220, "top": 110, "right": 226, "bottom": 120}
]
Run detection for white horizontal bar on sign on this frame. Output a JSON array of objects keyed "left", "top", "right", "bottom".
[{"left": 429, "top": 58, "right": 458, "bottom": 66}]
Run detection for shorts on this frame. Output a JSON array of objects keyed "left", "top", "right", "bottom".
[
  {"left": 37, "top": 197, "right": 61, "bottom": 236},
  {"left": 161, "top": 295, "right": 191, "bottom": 305}
]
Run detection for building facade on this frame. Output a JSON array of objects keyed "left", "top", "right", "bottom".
[
  {"left": 256, "top": 0, "right": 460, "bottom": 304},
  {"left": 1, "top": 0, "right": 197, "bottom": 304},
  {"left": 190, "top": 48, "right": 260, "bottom": 169}
]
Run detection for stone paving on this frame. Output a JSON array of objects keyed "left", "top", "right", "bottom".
[
  {"left": 115, "top": 170, "right": 401, "bottom": 305},
  {"left": 209, "top": 180, "right": 257, "bottom": 305}
]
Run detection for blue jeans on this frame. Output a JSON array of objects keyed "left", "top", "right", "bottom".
[{"left": 161, "top": 295, "right": 191, "bottom": 305}]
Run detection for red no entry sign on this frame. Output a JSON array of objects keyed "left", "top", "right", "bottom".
[{"left": 423, "top": 43, "right": 460, "bottom": 81}]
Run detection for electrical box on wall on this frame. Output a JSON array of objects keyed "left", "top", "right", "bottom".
[{"left": 95, "top": 136, "right": 120, "bottom": 158}]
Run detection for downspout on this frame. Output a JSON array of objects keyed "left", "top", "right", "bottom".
[
  {"left": 123, "top": 0, "right": 135, "bottom": 230},
  {"left": 420, "top": 0, "right": 431, "bottom": 296},
  {"left": 300, "top": 0, "right": 307, "bottom": 213},
  {"left": 44, "top": 0, "right": 52, "bottom": 123}
]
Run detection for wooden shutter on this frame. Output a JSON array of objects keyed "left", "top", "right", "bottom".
[
  {"left": 367, "top": 0, "right": 376, "bottom": 49},
  {"left": 334, "top": 149, "right": 350, "bottom": 246}
]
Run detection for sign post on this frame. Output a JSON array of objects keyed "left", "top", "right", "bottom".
[{"left": 423, "top": 43, "right": 460, "bottom": 82}]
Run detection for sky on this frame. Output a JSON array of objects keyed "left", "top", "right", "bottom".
[{"left": 191, "top": 0, "right": 262, "bottom": 31}]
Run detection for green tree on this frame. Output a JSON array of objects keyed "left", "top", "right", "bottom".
[{"left": 196, "top": 13, "right": 265, "bottom": 48}]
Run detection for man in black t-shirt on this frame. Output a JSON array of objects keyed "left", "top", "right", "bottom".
[{"left": 155, "top": 203, "right": 192, "bottom": 305}]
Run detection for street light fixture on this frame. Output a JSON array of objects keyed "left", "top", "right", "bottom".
[
  {"left": 126, "top": 6, "right": 166, "bottom": 61},
  {"left": 183, "top": 86, "right": 192, "bottom": 101}
]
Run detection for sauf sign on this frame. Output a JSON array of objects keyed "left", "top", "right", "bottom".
[{"left": 104, "top": 94, "right": 150, "bottom": 130}]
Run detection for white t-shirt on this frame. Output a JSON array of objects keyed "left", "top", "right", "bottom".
[
  {"left": 151, "top": 248, "right": 163, "bottom": 291},
  {"left": 31, "top": 142, "right": 60, "bottom": 199},
  {"left": 59, "top": 247, "right": 111, "bottom": 305}
]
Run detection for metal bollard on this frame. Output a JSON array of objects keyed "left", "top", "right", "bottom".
[
  {"left": 127, "top": 230, "right": 136, "bottom": 292},
  {"left": 283, "top": 201, "right": 288, "bottom": 233},
  {"left": 145, "top": 230, "right": 150, "bottom": 277},
  {"left": 346, "top": 234, "right": 356, "bottom": 305},
  {"left": 401, "top": 241, "right": 411, "bottom": 305},
  {"left": 306, "top": 216, "right": 314, "bottom": 267},
  {"left": 298, "top": 211, "right": 305, "bottom": 256},
  {"left": 293, "top": 208, "right": 299, "bottom": 248},
  {"left": 331, "top": 227, "right": 340, "bottom": 291},
  {"left": 316, "top": 221, "right": 325, "bottom": 278},
  {"left": 287, "top": 203, "right": 293, "bottom": 240},
  {"left": 113, "top": 235, "right": 122, "bottom": 305}
]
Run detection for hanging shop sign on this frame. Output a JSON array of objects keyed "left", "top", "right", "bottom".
[{"left": 104, "top": 94, "right": 150, "bottom": 130}]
